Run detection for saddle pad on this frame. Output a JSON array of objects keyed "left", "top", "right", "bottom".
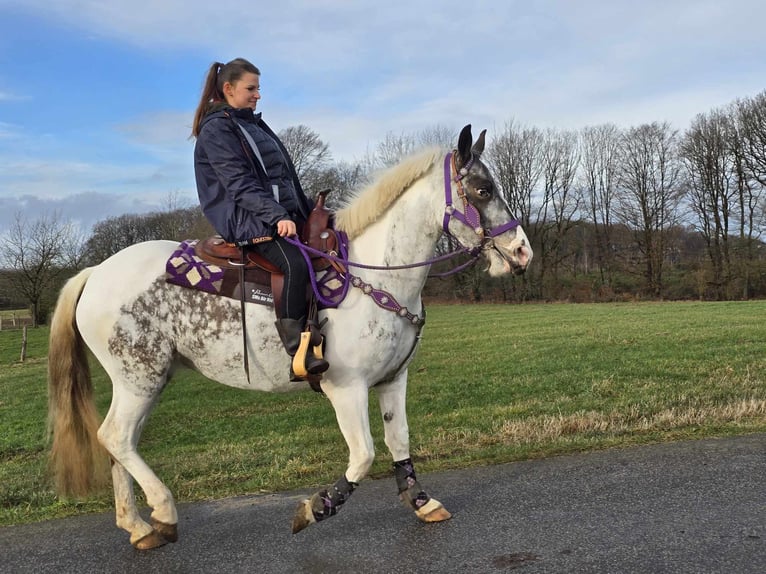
[{"left": 165, "top": 240, "right": 274, "bottom": 307}]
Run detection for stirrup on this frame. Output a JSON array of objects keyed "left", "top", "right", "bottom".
[{"left": 292, "top": 332, "right": 329, "bottom": 379}]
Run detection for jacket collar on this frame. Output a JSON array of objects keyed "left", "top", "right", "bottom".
[
  {"left": 200, "top": 103, "right": 262, "bottom": 129},
  {"left": 228, "top": 107, "right": 262, "bottom": 123}
]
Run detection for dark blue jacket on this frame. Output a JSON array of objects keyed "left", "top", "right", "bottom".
[{"left": 194, "top": 106, "right": 313, "bottom": 245}]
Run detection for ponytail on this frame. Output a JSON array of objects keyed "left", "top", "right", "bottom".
[{"left": 191, "top": 58, "right": 260, "bottom": 138}]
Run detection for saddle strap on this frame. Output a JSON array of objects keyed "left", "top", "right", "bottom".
[{"left": 239, "top": 251, "right": 251, "bottom": 384}]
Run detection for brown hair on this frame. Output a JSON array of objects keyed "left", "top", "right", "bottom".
[{"left": 191, "top": 58, "right": 261, "bottom": 137}]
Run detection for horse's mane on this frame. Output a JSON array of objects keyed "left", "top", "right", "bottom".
[{"left": 334, "top": 147, "right": 443, "bottom": 239}]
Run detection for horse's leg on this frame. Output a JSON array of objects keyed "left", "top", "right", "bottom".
[
  {"left": 98, "top": 388, "right": 178, "bottom": 549},
  {"left": 292, "top": 382, "right": 373, "bottom": 534},
  {"left": 109, "top": 459, "right": 145, "bottom": 539},
  {"left": 375, "top": 370, "right": 451, "bottom": 523}
]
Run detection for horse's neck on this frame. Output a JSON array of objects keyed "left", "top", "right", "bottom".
[{"left": 348, "top": 176, "right": 442, "bottom": 299}]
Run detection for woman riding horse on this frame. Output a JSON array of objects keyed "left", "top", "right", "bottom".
[
  {"left": 192, "top": 57, "right": 327, "bottom": 381},
  {"left": 47, "top": 123, "right": 532, "bottom": 549}
]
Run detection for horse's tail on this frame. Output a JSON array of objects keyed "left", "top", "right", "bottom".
[{"left": 47, "top": 267, "right": 110, "bottom": 497}]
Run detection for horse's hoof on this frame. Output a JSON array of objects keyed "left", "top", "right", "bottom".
[
  {"left": 291, "top": 499, "right": 316, "bottom": 534},
  {"left": 421, "top": 506, "right": 452, "bottom": 522},
  {"left": 151, "top": 519, "right": 178, "bottom": 543},
  {"left": 132, "top": 530, "right": 168, "bottom": 550},
  {"left": 414, "top": 498, "right": 452, "bottom": 523}
]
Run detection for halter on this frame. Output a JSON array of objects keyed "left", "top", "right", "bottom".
[{"left": 442, "top": 151, "right": 521, "bottom": 251}]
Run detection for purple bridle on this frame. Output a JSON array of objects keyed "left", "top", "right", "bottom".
[
  {"left": 286, "top": 151, "right": 522, "bottom": 322},
  {"left": 442, "top": 151, "right": 521, "bottom": 244}
]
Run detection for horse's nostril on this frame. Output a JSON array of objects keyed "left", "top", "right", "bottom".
[{"left": 516, "top": 245, "right": 529, "bottom": 267}]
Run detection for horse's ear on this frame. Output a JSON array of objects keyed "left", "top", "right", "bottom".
[
  {"left": 472, "top": 129, "right": 487, "bottom": 157},
  {"left": 457, "top": 124, "right": 473, "bottom": 166}
]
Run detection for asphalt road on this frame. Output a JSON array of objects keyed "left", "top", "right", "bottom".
[{"left": 1, "top": 434, "right": 764, "bottom": 574}]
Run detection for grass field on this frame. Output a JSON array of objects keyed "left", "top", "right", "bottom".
[{"left": 1, "top": 301, "right": 764, "bottom": 527}]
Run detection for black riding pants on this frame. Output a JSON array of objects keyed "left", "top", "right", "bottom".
[{"left": 249, "top": 237, "right": 308, "bottom": 321}]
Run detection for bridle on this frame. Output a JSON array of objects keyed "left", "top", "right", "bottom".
[
  {"left": 286, "top": 150, "right": 522, "bottom": 321},
  {"left": 441, "top": 151, "right": 521, "bottom": 255}
]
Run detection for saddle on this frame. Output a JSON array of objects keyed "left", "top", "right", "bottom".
[
  {"left": 166, "top": 191, "right": 341, "bottom": 391},
  {"left": 194, "top": 190, "right": 341, "bottom": 315}
]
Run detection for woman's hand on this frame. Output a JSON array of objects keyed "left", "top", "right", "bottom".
[{"left": 276, "top": 219, "right": 297, "bottom": 237}]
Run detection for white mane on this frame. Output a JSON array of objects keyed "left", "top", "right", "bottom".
[{"left": 334, "top": 147, "right": 443, "bottom": 239}]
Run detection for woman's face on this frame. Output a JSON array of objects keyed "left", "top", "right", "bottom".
[{"left": 223, "top": 72, "right": 261, "bottom": 110}]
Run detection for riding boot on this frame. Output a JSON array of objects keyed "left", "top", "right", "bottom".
[{"left": 274, "top": 317, "right": 329, "bottom": 382}]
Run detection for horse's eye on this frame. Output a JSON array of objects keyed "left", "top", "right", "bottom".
[{"left": 476, "top": 187, "right": 491, "bottom": 198}]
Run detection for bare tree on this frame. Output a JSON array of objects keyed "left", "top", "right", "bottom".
[
  {"left": 733, "top": 94, "right": 766, "bottom": 297},
  {"left": 374, "top": 132, "right": 417, "bottom": 169},
  {"left": 616, "top": 122, "right": 684, "bottom": 297},
  {"left": 278, "top": 125, "right": 332, "bottom": 193},
  {"left": 367, "top": 125, "right": 456, "bottom": 170},
  {"left": 416, "top": 124, "right": 457, "bottom": 149},
  {"left": 534, "top": 128, "right": 581, "bottom": 297},
  {"left": 736, "top": 91, "right": 766, "bottom": 189},
  {"left": 484, "top": 120, "right": 544, "bottom": 230},
  {"left": 84, "top": 205, "right": 211, "bottom": 264},
  {"left": 579, "top": 124, "right": 621, "bottom": 288},
  {"left": 310, "top": 161, "right": 369, "bottom": 210},
  {"left": 681, "top": 109, "right": 738, "bottom": 298},
  {"left": 0, "top": 212, "right": 85, "bottom": 326},
  {"left": 483, "top": 121, "right": 544, "bottom": 299}
]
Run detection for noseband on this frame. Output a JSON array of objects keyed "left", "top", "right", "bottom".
[{"left": 442, "top": 151, "right": 520, "bottom": 252}]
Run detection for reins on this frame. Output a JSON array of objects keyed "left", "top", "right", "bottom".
[
  {"left": 285, "top": 235, "right": 479, "bottom": 274},
  {"left": 286, "top": 151, "right": 521, "bottom": 322}
]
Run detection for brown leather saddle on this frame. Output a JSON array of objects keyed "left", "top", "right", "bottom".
[{"left": 194, "top": 190, "right": 341, "bottom": 316}]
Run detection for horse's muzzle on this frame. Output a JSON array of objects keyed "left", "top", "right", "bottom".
[{"left": 494, "top": 242, "right": 531, "bottom": 275}]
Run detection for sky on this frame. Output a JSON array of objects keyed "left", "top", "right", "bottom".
[{"left": 0, "top": 0, "right": 764, "bottom": 236}]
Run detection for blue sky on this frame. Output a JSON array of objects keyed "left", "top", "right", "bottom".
[{"left": 1, "top": 0, "right": 765, "bottom": 235}]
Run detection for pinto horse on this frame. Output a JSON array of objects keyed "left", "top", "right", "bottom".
[{"left": 47, "top": 125, "right": 532, "bottom": 549}]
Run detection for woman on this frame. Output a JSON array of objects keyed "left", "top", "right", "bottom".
[{"left": 191, "top": 57, "right": 328, "bottom": 381}]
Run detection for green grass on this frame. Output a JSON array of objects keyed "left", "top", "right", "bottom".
[{"left": 1, "top": 301, "right": 765, "bottom": 526}]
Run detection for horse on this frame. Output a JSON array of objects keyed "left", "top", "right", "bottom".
[{"left": 47, "top": 124, "right": 532, "bottom": 549}]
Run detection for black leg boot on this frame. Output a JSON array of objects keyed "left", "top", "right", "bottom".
[{"left": 275, "top": 318, "right": 329, "bottom": 381}]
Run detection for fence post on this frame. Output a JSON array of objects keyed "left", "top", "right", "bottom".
[{"left": 20, "top": 324, "right": 28, "bottom": 362}]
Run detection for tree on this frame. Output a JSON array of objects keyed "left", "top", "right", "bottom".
[
  {"left": 733, "top": 94, "right": 766, "bottom": 297},
  {"left": 484, "top": 121, "right": 544, "bottom": 299},
  {"left": 278, "top": 125, "right": 332, "bottom": 193},
  {"left": 736, "top": 91, "right": 766, "bottom": 189},
  {"left": 534, "top": 128, "right": 581, "bottom": 298},
  {"left": 616, "top": 122, "right": 684, "bottom": 297},
  {"left": 484, "top": 120, "right": 544, "bottom": 232},
  {"left": 84, "top": 207, "right": 212, "bottom": 265},
  {"left": 366, "top": 125, "right": 456, "bottom": 170},
  {"left": 0, "top": 212, "right": 85, "bottom": 326},
  {"left": 681, "top": 109, "right": 738, "bottom": 299},
  {"left": 579, "top": 124, "right": 621, "bottom": 288},
  {"left": 310, "top": 161, "right": 369, "bottom": 210}
]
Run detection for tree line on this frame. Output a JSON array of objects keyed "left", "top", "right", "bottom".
[{"left": 2, "top": 90, "right": 766, "bottom": 324}]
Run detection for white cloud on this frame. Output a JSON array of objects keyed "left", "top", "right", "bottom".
[
  {"left": 0, "top": 154, "right": 195, "bottom": 209},
  {"left": 0, "top": 190, "right": 193, "bottom": 236}
]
